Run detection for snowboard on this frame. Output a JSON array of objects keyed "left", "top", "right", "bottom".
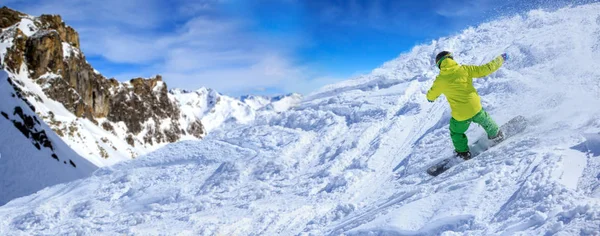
[{"left": 426, "top": 115, "right": 528, "bottom": 177}]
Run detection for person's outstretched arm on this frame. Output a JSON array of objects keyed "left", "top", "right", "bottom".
[
  {"left": 426, "top": 79, "right": 443, "bottom": 102},
  {"left": 462, "top": 54, "right": 507, "bottom": 78}
]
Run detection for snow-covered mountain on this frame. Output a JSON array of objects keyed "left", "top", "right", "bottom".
[
  {"left": 0, "top": 7, "right": 205, "bottom": 166},
  {"left": 172, "top": 88, "right": 302, "bottom": 132},
  {"left": 0, "top": 7, "right": 299, "bottom": 168},
  {"left": 241, "top": 93, "right": 303, "bottom": 112},
  {"left": 2, "top": 2, "right": 600, "bottom": 235}
]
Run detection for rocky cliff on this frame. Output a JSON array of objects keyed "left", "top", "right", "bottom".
[{"left": 0, "top": 7, "right": 205, "bottom": 165}]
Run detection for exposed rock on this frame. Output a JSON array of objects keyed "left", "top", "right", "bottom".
[
  {"left": 187, "top": 120, "right": 205, "bottom": 138},
  {"left": 0, "top": 7, "right": 24, "bottom": 28},
  {"left": 37, "top": 73, "right": 86, "bottom": 116},
  {"left": 126, "top": 135, "right": 135, "bottom": 146},
  {"left": 1, "top": 7, "right": 207, "bottom": 160},
  {"left": 143, "top": 126, "right": 154, "bottom": 145},
  {"left": 108, "top": 76, "right": 180, "bottom": 137},
  {"left": 98, "top": 145, "right": 108, "bottom": 159},
  {"left": 165, "top": 120, "right": 181, "bottom": 143},
  {"left": 60, "top": 51, "right": 111, "bottom": 118},
  {"left": 101, "top": 121, "right": 114, "bottom": 132},
  {"left": 22, "top": 24, "right": 185, "bottom": 143},
  {"left": 25, "top": 30, "right": 63, "bottom": 79},
  {"left": 13, "top": 120, "right": 30, "bottom": 138},
  {"left": 7, "top": 77, "right": 36, "bottom": 112},
  {"left": 9, "top": 105, "right": 60, "bottom": 163},
  {"left": 3, "top": 29, "right": 27, "bottom": 73},
  {"left": 38, "top": 14, "right": 79, "bottom": 48}
]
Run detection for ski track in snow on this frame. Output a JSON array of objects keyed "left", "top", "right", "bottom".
[{"left": 3, "top": 3, "right": 600, "bottom": 235}]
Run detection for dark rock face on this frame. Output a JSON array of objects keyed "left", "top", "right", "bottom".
[
  {"left": 25, "top": 30, "right": 64, "bottom": 79},
  {"left": 0, "top": 7, "right": 23, "bottom": 28},
  {"left": 109, "top": 76, "right": 178, "bottom": 133},
  {"left": 187, "top": 120, "right": 205, "bottom": 138},
  {"left": 3, "top": 29, "right": 26, "bottom": 72},
  {"left": 101, "top": 121, "right": 114, "bottom": 132},
  {"left": 1, "top": 8, "right": 206, "bottom": 150},
  {"left": 22, "top": 15, "right": 110, "bottom": 120},
  {"left": 108, "top": 76, "right": 190, "bottom": 144},
  {"left": 38, "top": 14, "right": 79, "bottom": 48}
]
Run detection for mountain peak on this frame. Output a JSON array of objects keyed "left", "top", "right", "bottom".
[
  {"left": 1, "top": 7, "right": 205, "bottom": 164},
  {"left": 0, "top": 6, "right": 26, "bottom": 28}
]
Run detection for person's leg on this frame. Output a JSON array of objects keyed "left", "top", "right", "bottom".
[
  {"left": 472, "top": 109, "right": 500, "bottom": 138},
  {"left": 450, "top": 118, "right": 472, "bottom": 152}
]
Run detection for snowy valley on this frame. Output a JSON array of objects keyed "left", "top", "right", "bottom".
[{"left": 2, "top": 2, "right": 600, "bottom": 236}]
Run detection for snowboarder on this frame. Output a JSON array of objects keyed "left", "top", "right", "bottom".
[{"left": 427, "top": 51, "right": 509, "bottom": 160}]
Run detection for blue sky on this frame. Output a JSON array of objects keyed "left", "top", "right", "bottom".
[{"left": 4, "top": 0, "right": 593, "bottom": 96}]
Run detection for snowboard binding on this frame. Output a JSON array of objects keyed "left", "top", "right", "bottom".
[{"left": 456, "top": 151, "right": 472, "bottom": 161}]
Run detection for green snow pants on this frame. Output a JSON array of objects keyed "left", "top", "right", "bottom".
[{"left": 450, "top": 109, "right": 499, "bottom": 153}]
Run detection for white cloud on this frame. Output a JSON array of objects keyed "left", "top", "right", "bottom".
[
  {"left": 161, "top": 53, "right": 302, "bottom": 93},
  {"left": 434, "top": 0, "right": 513, "bottom": 17},
  {"left": 13, "top": 0, "right": 168, "bottom": 29},
  {"left": 150, "top": 15, "right": 305, "bottom": 94},
  {"left": 6, "top": 0, "right": 337, "bottom": 95},
  {"left": 92, "top": 14, "right": 309, "bottom": 94}
]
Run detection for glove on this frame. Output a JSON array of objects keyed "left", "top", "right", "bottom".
[
  {"left": 501, "top": 53, "right": 509, "bottom": 61},
  {"left": 427, "top": 99, "right": 434, "bottom": 103}
]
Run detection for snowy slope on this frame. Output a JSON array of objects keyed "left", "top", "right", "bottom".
[
  {"left": 0, "top": 70, "right": 97, "bottom": 206},
  {"left": 8, "top": 68, "right": 136, "bottom": 166},
  {"left": 2, "top": 3, "right": 600, "bottom": 235}
]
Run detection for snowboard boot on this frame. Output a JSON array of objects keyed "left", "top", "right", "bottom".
[
  {"left": 489, "top": 130, "right": 504, "bottom": 143},
  {"left": 456, "top": 151, "right": 472, "bottom": 161}
]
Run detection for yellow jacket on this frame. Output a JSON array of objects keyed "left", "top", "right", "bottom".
[{"left": 427, "top": 56, "right": 504, "bottom": 121}]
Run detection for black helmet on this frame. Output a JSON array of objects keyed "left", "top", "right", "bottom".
[{"left": 435, "top": 51, "right": 453, "bottom": 68}]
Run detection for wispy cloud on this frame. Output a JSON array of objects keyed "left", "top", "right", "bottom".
[
  {"left": 6, "top": 0, "right": 585, "bottom": 96},
  {"left": 434, "top": 0, "right": 506, "bottom": 17},
  {"left": 12, "top": 0, "right": 169, "bottom": 29},
  {"left": 6, "top": 0, "right": 313, "bottom": 95}
]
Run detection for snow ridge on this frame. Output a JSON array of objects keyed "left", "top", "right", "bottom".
[{"left": 171, "top": 88, "right": 302, "bottom": 132}]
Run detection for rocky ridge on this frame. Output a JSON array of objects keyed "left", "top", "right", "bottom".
[{"left": 0, "top": 7, "right": 205, "bottom": 165}]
